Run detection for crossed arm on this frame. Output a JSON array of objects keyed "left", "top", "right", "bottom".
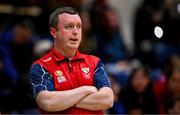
[
  {"left": 29, "top": 63, "right": 114, "bottom": 112},
  {"left": 36, "top": 86, "right": 113, "bottom": 112},
  {"left": 75, "top": 87, "right": 114, "bottom": 110}
]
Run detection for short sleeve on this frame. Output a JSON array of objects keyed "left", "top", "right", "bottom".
[
  {"left": 29, "top": 64, "right": 55, "bottom": 98},
  {"left": 94, "top": 60, "right": 111, "bottom": 89}
]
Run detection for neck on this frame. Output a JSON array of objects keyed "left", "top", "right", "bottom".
[{"left": 54, "top": 46, "right": 76, "bottom": 58}]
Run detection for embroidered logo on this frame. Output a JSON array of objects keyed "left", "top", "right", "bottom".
[
  {"left": 82, "top": 67, "right": 89, "bottom": 74},
  {"left": 55, "top": 70, "right": 66, "bottom": 83},
  {"left": 82, "top": 67, "right": 91, "bottom": 79}
]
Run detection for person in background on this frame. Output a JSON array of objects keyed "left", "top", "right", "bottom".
[
  {"left": 78, "top": 11, "right": 98, "bottom": 55},
  {"left": 120, "top": 67, "right": 159, "bottom": 114},
  {"left": 29, "top": 7, "right": 114, "bottom": 114},
  {"left": 153, "top": 55, "right": 180, "bottom": 114},
  {"left": 89, "top": 0, "right": 129, "bottom": 63},
  {"left": 0, "top": 20, "right": 38, "bottom": 113}
]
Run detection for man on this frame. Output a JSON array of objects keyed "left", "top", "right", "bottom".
[{"left": 29, "top": 7, "right": 114, "bottom": 114}]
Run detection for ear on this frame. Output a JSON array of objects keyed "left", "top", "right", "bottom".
[{"left": 50, "top": 27, "right": 57, "bottom": 38}]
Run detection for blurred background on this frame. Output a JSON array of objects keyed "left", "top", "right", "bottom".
[{"left": 0, "top": 0, "right": 180, "bottom": 114}]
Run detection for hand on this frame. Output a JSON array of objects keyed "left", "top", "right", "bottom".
[{"left": 74, "top": 86, "right": 98, "bottom": 108}]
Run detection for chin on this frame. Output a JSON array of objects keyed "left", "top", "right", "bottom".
[
  {"left": 67, "top": 42, "right": 80, "bottom": 49},
  {"left": 68, "top": 45, "right": 79, "bottom": 50}
]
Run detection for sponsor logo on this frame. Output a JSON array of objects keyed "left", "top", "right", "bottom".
[
  {"left": 55, "top": 70, "right": 63, "bottom": 76},
  {"left": 55, "top": 70, "right": 66, "bottom": 83}
]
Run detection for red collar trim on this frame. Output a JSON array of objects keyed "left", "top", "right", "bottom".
[{"left": 50, "top": 48, "right": 85, "bottom": 62}]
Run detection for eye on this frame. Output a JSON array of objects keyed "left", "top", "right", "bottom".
[
  {"left": 76, "top": 24, "right": 82, "bottom": 30},
  {"left": 65, "top": 25, "right": 73, "bottom": 30}
]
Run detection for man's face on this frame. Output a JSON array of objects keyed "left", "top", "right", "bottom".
[{"left": 55, "top": 13, "right": 82, "bottom": 50}]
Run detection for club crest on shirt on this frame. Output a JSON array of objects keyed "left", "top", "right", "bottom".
[
  {"left": 82, "top": 67, "right": 91, "bottom": 79},
  {"left": 55, "top": 70, "right": 66, "bottom": 83},
  {"left": 82, "top": 67, "right": 89, "bottom": 74}
]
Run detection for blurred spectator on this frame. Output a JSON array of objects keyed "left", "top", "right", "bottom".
[
  {"left": 105, "top": 58, "right": 143, "bottom": 88},
  {"left": 78, "top": 11, "right": 97, "bottom": 54},
  {"left": 0, "top": 20, "right": 39, "bottom": 113},
  {"left": 134, "top": 0, "right": 164, "bottom": 67},
  {"left": 133, "top": 0, "right": 180, "bottom": 68},
  {"left": 11, "top": 20, "right": 37, "bottom": 113},
  {"left": 89, "top": 1, "right": 129, "bottom": 63},
  {"left": 120, "top": 67, "right": 159, "bottom": 114},
  {"left": 4, "top": 20, "right": 36, "bottom": 75},
  {"left": 153, "top": 55, "right": 180, "bottom": 113}
]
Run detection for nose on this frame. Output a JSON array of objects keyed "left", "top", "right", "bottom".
[{"left": 72, "top": 27, "right": 79, "bottom": 35}]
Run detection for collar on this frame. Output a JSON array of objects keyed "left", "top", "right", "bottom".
[{"left": 50, "top": 47, "right": 85, "bottom": 62}]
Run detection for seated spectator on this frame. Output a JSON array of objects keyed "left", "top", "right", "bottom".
[
  {"left": 153, "top": 55, "right": 180, "bottom": 114},
  {"left": 120, "top": 67, "right": 159, "bottom": 114}
]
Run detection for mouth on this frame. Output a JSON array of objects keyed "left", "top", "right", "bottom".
[{"left": 69, "top": 38, "right": 78, "bottom": 42}]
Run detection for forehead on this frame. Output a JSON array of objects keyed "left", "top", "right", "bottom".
[{"left": 58, "top": 13, "right": 82, "bottom": 24}]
